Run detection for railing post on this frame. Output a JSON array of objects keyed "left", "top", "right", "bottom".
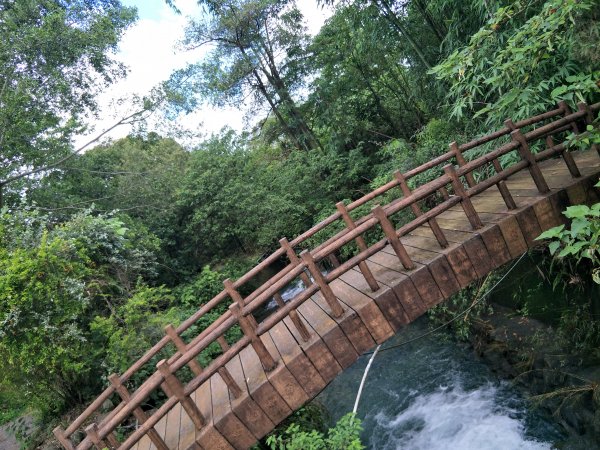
[
  {"left": 577, "top": 101, "right": 599, "bottom": 157},
  {"left": 211, "top": 333, "right": 243, "bottom": 398},
  {"left": 443, "top": 164, "right": 483, "bottom": 229},
  {"left": 450, "top": 142, "right": 476, "bottom": 187},
  {"left": 300, "top": 250, "right": 344, "bottom": 318},
  {"left": 167, "top": 324, "right": 243, "bottom": 398},
  {"left": 559, "top": 101, "right": 591, "bottom": 173},
  {"left": 490, "top": 157, "right": 518, "bottom": 209},
  {"left": 327, "top": 253, "right": 341, "bottom": 268},
  {"left": 506, "top": 120, "right": 550, "bottom": 194},
  {"left": 53, "top": 428, "right": 75, "bottom": 450},
  {"left": 550, "top": 105, "right": 583, "bottom": 178},
  {"left": 559, "top": 100, "right": 581, "bottom": 133},
  {"left": 229, "top": 302, "right": 278, "bottom": 371},
  {"left": 108, "top": 374, "right": 169, "bottom": 450},
  {"left": 439, "top": 185, "right": 450, "bottom": 200},
  {"left": 280, "top": 237, "right": 312, "bottom": 287},
  {"left": 371, "top": 205, "right": 414, "bottom": 270},
  {"left": 335, "top": 202, "right": 379, "bottom": 291},
  {"left": 559, "top": 145, "right": 582, "bottom": 179},
  {"left": 165, "top": 324, "right": 203, "bottom": 376},
  {"left": 274, "top": 292, "right": 311, "bottom": 341},
  {"left": 217, "top": 335, "right": 230, "bottom": 351},
  {"left": 452, "top": 141, "right": 516, "bottom": 210},
  {"left": 223, "top": 278, "right": 258, "bottom": 328},
  {"left": 394, "top": 171, "right": 448, "bottom": 248},
  {"left": 218, "top": 367, "right": 243, "bottom": 399},
  {"left": 85, "top": 423, "right": 111, "bottom": 450},
  {"left": 277, "top": 238, "right": 313, "bottom": 341},
  {"left": 225, "top": 278, "right": 278, "bottom": 372},
  {"left": 157, "top": 360, "right": 205, "bottom": 429}
]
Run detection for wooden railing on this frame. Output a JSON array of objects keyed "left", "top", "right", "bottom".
[{"left": 55, "top": 101, "right": 600, "bottom": 450}]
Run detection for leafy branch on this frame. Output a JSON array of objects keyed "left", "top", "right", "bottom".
[{"left": 535, "top": 181, "right": 600, "bottom": 284}]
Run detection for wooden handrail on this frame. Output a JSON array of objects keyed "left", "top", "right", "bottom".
[{"left": 58, "top": 101, "right": 600, "bottom": 449}]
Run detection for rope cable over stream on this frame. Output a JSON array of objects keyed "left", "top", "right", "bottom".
[{"left": 352, "top": 252, "right": 528, "bottom": 415}]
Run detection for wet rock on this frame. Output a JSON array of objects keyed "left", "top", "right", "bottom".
[
  {"left": 468, "top": 303, "right": 600, "bottom": 445},
  {"left": 101, "top": 398, "right": 114, "bottom": 413}
]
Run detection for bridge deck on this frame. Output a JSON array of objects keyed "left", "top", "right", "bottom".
[{"left": 132, "top": 150, "right": 600, "bottom": 450}]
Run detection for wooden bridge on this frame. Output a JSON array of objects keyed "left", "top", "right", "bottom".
[{"left": 55, "top": 102, "right": 600, "bottom": 450}]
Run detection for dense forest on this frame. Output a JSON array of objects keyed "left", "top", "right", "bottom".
[{"left": 0, "top": 0, "right": 599, "bottom": 446}]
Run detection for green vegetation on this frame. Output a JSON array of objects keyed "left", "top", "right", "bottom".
[
  {"left": 1, "top": 0, "right": 599, "bottom": 446},
  {"left": 536, "top": 181, "right": 600, "bottom": 285},
  {"left": 266, "top": 413, "right": 364, "bottom": 450},
  {"left": 533, "top": 181, "right": 600, "bottom": 359}
]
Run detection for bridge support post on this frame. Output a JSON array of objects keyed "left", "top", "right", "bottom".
[
  {"left": 274, "top": 292, "right": 311, "bottom": 341},
  {"left": 439, "top": 185, "right": 451, "bottom": 200},
  {"left": 450, "top": 142, "right": 476, "bottom": 187},
  {"left": 213, "top": 336, "right": 243, "bottom": 397},
  {"left": 223, "top": 279, "right": 258, "bottom": 328},
  {"left": 300, "top": 250, "right": 345, "bottom": 318},
  {"left": 280, "top": 237, "right": 312, "bottom": 287},
  {"left": 165, "top": 324, "right": 204, "bottom": 376},
  {"left": 443, "top": 164, "right": 483, "bottom": 229},
  {"left": 52, "top": 428, "right": 74, "bottom": 450},
  {"left": 84, "top": 423, "right": 112, "bottom": 450},
  {"left": 224, "top": 279, "right": 278, "bottom": 371},
  {"left": 372, "top": 205, "right": 414, "bottom": 270},
  {"left": 336, "top": 202, "right": 380, "bottom": 291},
  {"left": 559, "top": 101, "right": 581, "bottom": 133},
  {"left": 217, "top": 335, "right": 230, "bottom": 350},
  {"left": 394, "top": 171, "right": 448, "bottom": 248},
  {"left": 229, "top": 302, "right": 278, "bottom": 371},
  {"left": 452, "top": 142, "right": 517, "bottom": 210},
  {"left": 108, "top": 374, "right": 169, "bottom": 450},
  {"left": 508, "top": 126, "right": 550, "bottom": 194},
  {"left": 157, "top": 360, "right": 206, "bottom": 429},
  {"left": 279, "top": 238, "right": 314, "bottom": 340},
  {"left": 491, "top": 158, "right": 518, "bottom": 209}
]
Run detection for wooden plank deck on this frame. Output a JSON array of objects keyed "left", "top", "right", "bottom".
[{"left": 135, "top": 149, "right": 600, "bottom": 450}]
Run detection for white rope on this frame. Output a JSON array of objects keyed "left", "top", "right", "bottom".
[{"left": 352, "top": 343, "right": 381, "bottom": 415}]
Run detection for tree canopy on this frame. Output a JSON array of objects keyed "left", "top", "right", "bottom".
[{"left": 0, "top": 0, "right": 136, "bottom": 205}]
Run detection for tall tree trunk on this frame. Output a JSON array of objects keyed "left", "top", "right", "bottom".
[
  {"left": 260, "top": 46, "right": 323, "bottom": 151},
  {"left": 413, "top": 0, "right": 446, "bottom": 43},
  {"left": 353, "top": 59, "right": 402, "bottom": 135},
  {"left": 376, "top": 0, "right": 433, "bottom": 69},
  {"left": 251, "top": 69, "right": 307, "bottom": 151}
]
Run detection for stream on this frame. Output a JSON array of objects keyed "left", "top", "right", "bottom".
[
  {"left": 315, "top": 317, "right": 566, "bottom": 449},
  {"left": 259, "top": 259, "right": 591, "bottom": 449}
]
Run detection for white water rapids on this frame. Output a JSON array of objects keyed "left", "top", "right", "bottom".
[
  {"left": 316, "top": 318, "right": 564, "bottom": 449},
  {"left": 372, "top": 382, "right": 551, "bottom": 450}
]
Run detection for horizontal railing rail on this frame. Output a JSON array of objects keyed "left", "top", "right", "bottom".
[{"left": 55, "top": 101, "right": 600, "bottom": 450}]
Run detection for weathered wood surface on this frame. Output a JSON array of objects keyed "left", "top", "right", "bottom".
[
  {"left": 133, "top": 149, "right": 599, "bottom": 450},
  {"left": 55, "top": 103, "right": 600, "bottom": 450}
]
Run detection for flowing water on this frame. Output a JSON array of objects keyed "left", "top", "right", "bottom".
[{"left": 315, "top": 317, "right": 565, "bottom": 449}]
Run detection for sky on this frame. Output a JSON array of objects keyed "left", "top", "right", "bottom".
[{"left": 73, "top": 0, "right": 331, "bottom": 150}]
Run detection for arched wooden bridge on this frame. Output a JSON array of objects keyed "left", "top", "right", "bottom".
[{"left": 55, "top": 102, "right": 600, "bottom": 450}]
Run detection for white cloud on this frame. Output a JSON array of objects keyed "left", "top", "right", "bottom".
[{"left": 73, "top": 0, "right": 331, "bottom": 150}]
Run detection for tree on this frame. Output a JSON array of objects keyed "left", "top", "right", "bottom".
[
  {"left": 0, "top": 0, "right": 137, "bottom": 206},
  {"left": 30, "top": 134, "right": 190, "bottom": 278},
  {"left": 167, "top": 0, "right": 321, "bottom": 151},
  {"left": 0, "top": 208, "right": 159, "bottom": 414},
  {"left": 430, "top": 0, "right": 600, "bottom": 126},
  {"left": 308, "top": 2, "right": 428, "bottom": 146}
]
